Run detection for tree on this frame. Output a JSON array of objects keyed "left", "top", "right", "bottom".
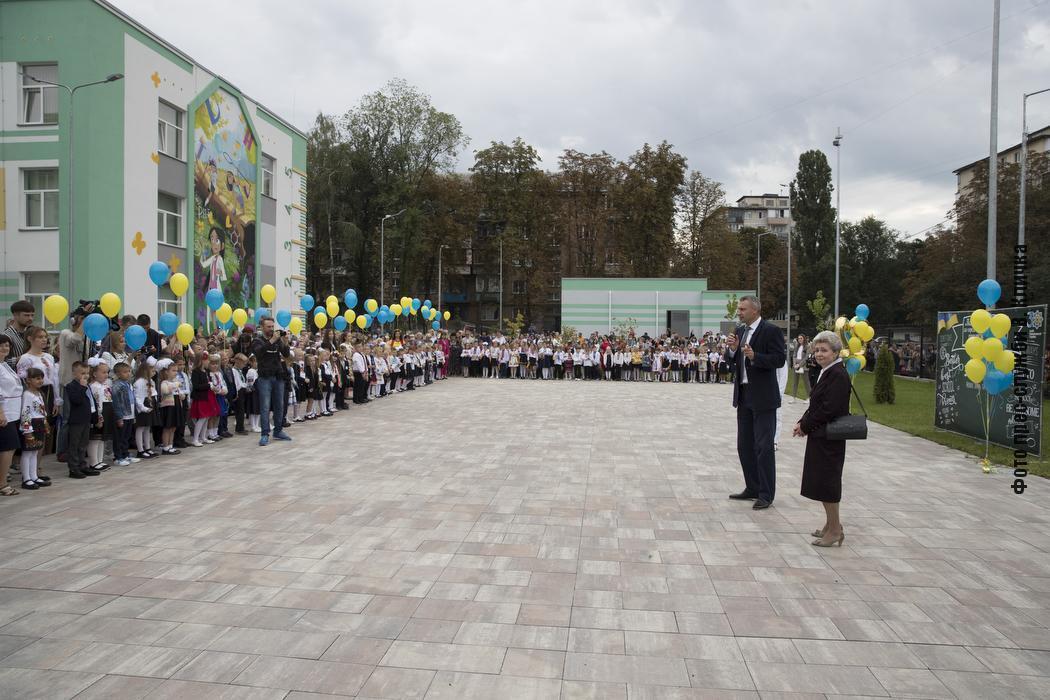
[
  {"left": 791, "top": 150, "right": 836, "bottom": 332},
  {"left": 874, "top": 343, "right": 896, "bottom": 404},
  {"left": 839, "top": 216, "right": 903, "bottom": 327},
  {"left": 615, "top": 141, "right": 688, "bottom": 277},
  {"left": 558, "top": 150, "right": 620, "bottom": 277},
  {"left": 673, "top": 170, "right": 728, "bottom": 277},
  {"left": 806, "top": 290, "right": 833, "bottom": 332}
]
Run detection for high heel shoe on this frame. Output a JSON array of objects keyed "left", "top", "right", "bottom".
[
  {"left": 811, "top": 528, "right": 826, "bottom": 538},
  {"left": 811, "top": 532, "right": 845, "bottom": 547}
]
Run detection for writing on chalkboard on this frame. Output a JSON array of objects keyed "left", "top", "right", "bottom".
[{"left": 935, "top": 304, "right": 1046, "bottom": 456}]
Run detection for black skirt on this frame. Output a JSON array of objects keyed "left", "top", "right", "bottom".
[
  {"left": 135, "top": 398, "right": 159, "bottom": 428},
  {"left": 90, "top": 403, "right": 116, "bottom": 440},
  {"left": 159, "top": 405, "right": 179, "bottom": 428},
  {"left": 0, "top": 421, "right": 20, "bottom": 451}
]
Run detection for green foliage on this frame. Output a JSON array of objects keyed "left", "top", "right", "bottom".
[
  {"left": 791, "top": 150, "right": 836, "bottom": 332},
  {"left": 874, "top": 343, "right": 896, "bottom": 404},
  {"left": 805, "top": 291, "right": 833, "bottom": 331},
  {"left": 558, "top": 325, "right": 579, "bottom": 344},
  {"left": 503, "top": 311, "right": 526, "bottom": 337},
  {"left": 612, "top": 316, "right": 638, "bottom": 338},
  {"left": 725, "top": 294, "right": 739, "bottom": 320},
  {"left": 616, "top": 141, "right": 688, "bottom": 277}
]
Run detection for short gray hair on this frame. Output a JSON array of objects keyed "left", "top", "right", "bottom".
[
  {"left": 812, "top": 330, "right": 842, "bottom": 353},
  {"left": 739, "top": 295, "right": 761, "bottom": 312}
]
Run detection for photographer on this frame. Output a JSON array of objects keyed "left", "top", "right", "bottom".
[{"left": 248, "top": 318, "right": 291, "bottom": 446}]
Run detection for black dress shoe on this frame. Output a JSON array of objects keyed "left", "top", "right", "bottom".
[
  {"left": 752, "top": 499, "right": 772, "bottom": 510},
  {"left": 729, "top": 491, "right": 758, "bottom": 500},
  {"left": 81, "top": 468, "right": 101, "bottom": 476},
  {"left": 68, "top": 471, "right": 86, "bottom": 479}
]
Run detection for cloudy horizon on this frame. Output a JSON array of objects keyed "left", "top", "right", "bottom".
[{"left": 110, "top": 0, "right": 1050, "bottom": 238}]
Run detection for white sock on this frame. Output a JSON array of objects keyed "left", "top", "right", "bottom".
[{"left": 21, "top": 451, "right": 39, "bottom": 482}]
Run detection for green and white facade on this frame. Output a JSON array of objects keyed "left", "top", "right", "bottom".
[
  {"left": 560, "top": 278, "right": 755, "bottom": 337},
  {"left": 0, "top": 0, "right": 308, "bottom": 329}
]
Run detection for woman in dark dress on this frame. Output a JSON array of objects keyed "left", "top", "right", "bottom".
[{"left": 793, "top": 330, "right": 851, "bottom": 547}]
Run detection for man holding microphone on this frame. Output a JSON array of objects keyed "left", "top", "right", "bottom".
[{"left": 724, "top": 295, "right": 786, "bottom": 510}]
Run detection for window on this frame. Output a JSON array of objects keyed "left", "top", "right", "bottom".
[
  {"left": 779, "top": 199, "right": 788, "bottom": 206},
  {"left": 157, "top": 192, "right": 183, "bottom": 246},
  {"left": 23, "top": 272, "right": 60, "bottom": 329},
  {"left": 548, "top": 289, "right": 561, "bottom": 302},
  {"left": 158, "top": 284, "right": 184, "bottom": 322},
  {"left": 157, "top": 102, "right": 184, "bottom": 159},
  {"left": 488, "top": 276, "right": 501, "bottom": 292},
  {"left": 20, "top": 64, "right": 59, "bottom": 125},
  {"left": 765, "top": 199, "right": 775, "bottom": 206},
  {"left": 23, "top": 169, "right": 59, "bottom": 229},
  {"left": 481, "top": 306, "right": 499, "bottom": 321},
  {"left": 261, "top": 153, "right": 275, "bottom": 197},
  {"left": 512, "top": 280, "right": 526, "bottom": 295}
]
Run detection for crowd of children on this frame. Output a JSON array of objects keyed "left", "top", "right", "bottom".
[
  {"left": 0, "top": 303, "right": 450, "bottom": 494},
  {"left": 453, "top": 332, "right": 734, "bottom": 383}
]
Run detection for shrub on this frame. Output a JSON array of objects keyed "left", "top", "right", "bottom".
[{"left": 874, "top": 343, "right": 896, "bottom": 404}]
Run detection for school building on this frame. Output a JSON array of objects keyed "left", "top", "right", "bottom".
[
  {"left": 0, "top": 0, "right": 309, "bottom": 330},
  {"left": 560, "top": 278, "right": 755, "bottom": 337}
]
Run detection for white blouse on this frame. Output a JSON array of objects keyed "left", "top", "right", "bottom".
[{"left": 0, "top": 362, "right": 22, "bottom": 422}]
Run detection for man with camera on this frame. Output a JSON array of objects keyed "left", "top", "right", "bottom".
[{"left": 249, "top": 317, "right": 291, "bottom": 446}]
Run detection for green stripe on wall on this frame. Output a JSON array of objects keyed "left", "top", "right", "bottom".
[{"left": 561, "top": 278, "right": 708, "bottom": 292}]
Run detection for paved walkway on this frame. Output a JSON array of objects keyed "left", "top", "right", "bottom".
[{"left": 1, "top": 378, "right": 1049, "bottom": 699}]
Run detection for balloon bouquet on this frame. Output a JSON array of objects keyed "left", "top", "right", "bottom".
[
  {"left": 833, "top": 303, "right": 876, "bottom": 378},
  {"left": 961, "top": 279, "right": 1015, "bottom": 472}
]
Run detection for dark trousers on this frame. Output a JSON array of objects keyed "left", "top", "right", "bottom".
[
  {"left": 66, "top": 423, "right": 90, "bottom": 474},
  {"left": 234, "top": 390, "right": 246, "bottom": 432},
  {"left": 353, "top": 371, "right": 367, "bottom": 403},
  {"left": 114, "top": 419, "right": 134, "bottom": 460},
  {"left": 736, "top": 384, "right": 777, "bottom": 503}
]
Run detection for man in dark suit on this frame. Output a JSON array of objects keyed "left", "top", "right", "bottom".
[{"left": 724, "top": 295, "right": 787, "bottom": 509}]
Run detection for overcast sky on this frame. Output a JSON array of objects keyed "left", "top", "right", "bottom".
[{"left": 112, "top": 0, "right": 1050, "bottom": 237}]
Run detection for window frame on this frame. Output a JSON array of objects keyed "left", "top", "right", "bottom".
[
  {"left": 20, "top": 63, "right": 59, "bottom": 126},
  {"left": 158, "top": 283, "right": 185, "bottom": 323},
  {"left": 157, "top": 101, "right": 185, "bottom": 160},
  {"left": 23, "top": 271, "right": 61, "bottom": 330},
  {"left": 22, "top": 168, "right": 60, "bottom": 230},
  {"left": 261, "top": 153, "right": 275, "bottom": 198},
  {"left": 157, "top": 191, "right": 184, "bottom": 247}
]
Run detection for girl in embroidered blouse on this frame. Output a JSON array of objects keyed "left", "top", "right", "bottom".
[{"left": 200, "top": 226, "right": 227, "bottom": 293}]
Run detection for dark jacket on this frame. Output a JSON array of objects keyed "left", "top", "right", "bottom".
[
  {"left": 250, "top": 333, "right": 290, "bottom": 377},
  {"left": 190, "top": 368, "right": 211, "bottom": 402},
  {"left": 799, "top": 361, "right": 851, "bottom": 438},
  {"left": 726, "top": 319, "right": 787, "bottom": 411},
  {"left": 64, "top": 380, "right": 92, "bottom": 425}
]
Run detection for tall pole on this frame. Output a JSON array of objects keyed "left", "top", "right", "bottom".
[
  {"left": 437, "top": 244, "right": 446, "bottom": 317},
  {"left": 757, "top": 234, "right": 762, "bottom": 302},
  {"left": 380, "top": 217, "right": 386, "bottom": 308},
  {"left": 326, "top": 171, "right": 335, "bottom": 294},
  {"left": 1018, "top": 88, "right": 1050, "bottom": 304},
  {"left": 498, "top": 238, "right": 503, "bottom": 333},
  {"left": 987, "top": 0, "right": 1001, "bottom": 286},
  {"left": 786, "top": 228, "right": 792, "bottom": 344},
  {"left": 833, "top": 129, "right": 842, "bottom": 319}
]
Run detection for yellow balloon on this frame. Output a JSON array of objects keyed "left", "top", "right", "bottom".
[
  {"left": 854, "top": 321, "right": 874, "bottom": 342},
  {"left": 834, "top": 316, "right": 848, "bottom": 331},
  {"left": 356, "top": 314, "right": 367, "bottom": 329},
  {"left": 839, "top": 349, "right": 851, "bottom": 359},
  {"left": 43, "top": 294, "right": 69, "bottom": 324},
  {"left": 429, "top": 308, "right": 438, "bottom": 320},
  {"left": 390, "top": 303, "right": 403, "bottom": 316},
  {"left": 168, "top": 272, "right": 189, "bottom": 298},
  {"left": 289, "top": 317, "right": 303, "bottom": 335},
  {"left": 326, "top": 295, "right": 338, "bottom": 305},
  {"left": 410, "top": 307, "right": 417, "bottom": 316},
  {"left": 401, "top": 296, "right": 410, "bottom": 308},
  {"left": 215, "top": 303, "right": 232, "bottom": 324},
  {"left": 856, "top": 354, "right": 867, "bottom": 370},
  {"left": 314, "top": 312, "right": 328, "bottom": 329},
  {"left": 990, "top": 313, "right": 1011, "bottom": 339},
  {"left": 261, "top": 284, "right": 276, "bottom": 304},
  {"left": 994, "top": 350, "right": 1015, "bottom": 373},
  {"left": 99, "top": 292, "right": 121, "bottom": 318},
  {"left": 964, "top": 358, "right": 987, "bottom": 384},
  {"left": 176, "top": 323, "right": 194, "bottom": 345},
  {"left": 232, "top": 308, "right": 248, "bottom": 327},
  {"left": 964, "top": 335, "right": 984, "bottom": 359},
  {"left": 443, "top": 311, "right": 450, "bottom": 321},
  {"left": 365, "top": 299, "right": 378, "bottom": 314},
  {"left": 326, "top": 301, "right": 339, "bottom": 317},
  {"left": 344, "top": 309, "right": 356, "bottom": 324},
  {"left": 970, "top": 308, "right": 991, "bottom": 334},
  {"left": 982, "top": 336, "right": 1003, "bottom": 361},
  {"left": 848, "top": 336, "right": 862, "bottom": 354}
]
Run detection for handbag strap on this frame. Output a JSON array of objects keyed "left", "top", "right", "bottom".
[{"left": 849, "top": 379, "right": 868, "bottom": 417}]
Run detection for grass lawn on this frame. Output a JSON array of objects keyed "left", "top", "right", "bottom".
[{"left": 786, "top": 371, "right": 1050, "bottom": 479}]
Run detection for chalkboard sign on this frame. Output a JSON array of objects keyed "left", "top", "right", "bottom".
[{"left": 935, "top": 305, "right": 1046, "bottom": 455}]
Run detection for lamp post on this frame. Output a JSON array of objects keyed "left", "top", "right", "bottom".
[
  {"left": 780, "top": 182, "right": 792, "bottom": 345},
  {"left": 1017, "top": 87, "right": 1050, "bottom": 304},
  {"left": 833, "top": 128, "right": 842, "bottom": 319},
  {"left": 988, "top": 0, "right": 1001, "bottom": 286},
  {"left": 380, "top": 209, "right": 405, "bottom": 307},
  {"left": 437, "top": 243, "right": 449, "bottom": 316},
  {"left": 325, "top": 170, "right": 336, "bottom": 294},
  {"left": 23, "top": 71, "right": 123, "bottom": 301},
  {"left": 498, "top": 237, "right": 503, "bottom": 333}
]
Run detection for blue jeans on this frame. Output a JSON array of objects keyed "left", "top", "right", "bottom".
[{"left": 256, "top": 375, "right": 285, "bottom": 437}]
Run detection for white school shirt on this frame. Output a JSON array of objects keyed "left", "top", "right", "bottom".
[
  {"left": 500, "top": 348, "right": 510, "bottom": 363},
  {"left": 133, "top": 377, "right": 155, "bottom": 412},
  {"left": 436, "top": 349, "right": 444, "bottom": 365},
  {"left": 351, "top": 352, "right": 367, "bottom": 373}
]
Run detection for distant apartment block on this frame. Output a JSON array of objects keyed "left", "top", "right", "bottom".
[
  {"left": 724, "top": 193, "right": 793, "bottom": 234},
  {"left": 954, "top": 124, "right": 1050, "bottom": 194}
]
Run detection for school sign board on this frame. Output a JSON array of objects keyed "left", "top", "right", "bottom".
[{"left": 935, "top": 305, "right": 1046, "bottom": 455}]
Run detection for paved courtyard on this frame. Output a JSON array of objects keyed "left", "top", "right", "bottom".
[{"left": 1, "top": 378, "right": 1049, "bottom": 699}]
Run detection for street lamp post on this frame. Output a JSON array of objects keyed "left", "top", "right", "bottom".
[
  {"left": 23, "top": 71, "right": 123, "bottom": 301},
  {"left": 988, "top": 0, "right": 1002, "bottom": 286},
  {"left": 498, "top": 238, "right": 503, "bottom": 333},
  {"left": 325, "top": 170, "right": 336, "bottom": 294},
  {"left": 1018, "top": 87, "right": 1050, "bottom": 304},
  {"left": 833, "top": 129, "right": 842, "bottom": 319},
  {"left": 380, "top": 209, "right": 406, "bottom": 307},
  {"left": 437, "top": 244, "right": 449, "bottom": 316}
]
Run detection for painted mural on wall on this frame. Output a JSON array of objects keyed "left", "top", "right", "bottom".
[{"left": 193, "top": 88, "right": 257, "bottom": 327}]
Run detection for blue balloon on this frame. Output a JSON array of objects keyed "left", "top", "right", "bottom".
[
  {"left": 411, "top": 298, "right": 421, "bottom": 311},
  {"left": 300, "top": 294, "right": 315, "bottom": 313},
  {"left": 124, "top": 324, "right": 146, "bottom": 351},
  {"left": 854, "top": 303, "right": 869, "bottom": 321},
  {"left": 220, "top": 318, "right": 233, "bottom": 331},
  {"left": 402, "top": 305, "right": 410, "bottom": 317},
  {"left": 276, "top": 309, "right": 292, "bottom": 328},
  {"left": 83, "top": 313, "right": 109, "bottom": 342},
  {"left": 158, "top": 312, "right": 179, "bottom": 336},
  {"left": 256, "top": 308, "right": 269, "bottom": 320},
  {"left": 845, "top": 357, "right": 862, "bottom": 375},
  {"left": 424, "top": 299, "right": 432, "bottom": 309},
  {"left": 333, "top": 315, "right": 348, "bottom": 331},
  {"left": 363, "top": 314, "right": 373, "bottom": 328},
  {"left": 977, "top": 279, "right": 1001, "bottom": 307},
  {"left": 205, "top": 288, "right": 224, "bottom": 311},
  {"left": 982, "top": 329, "right": 994, "bottom": 339},
  {"left": 380, "top": 305, "right": 390, "bottom": 314},
  {"left": 344, "top": 290, "right": 358, "bottom": 309},
  {"left": 313, "top": 306, "right": 326, "bottom": 318},
  {"left": 432, "top": 320, "right": 441, "bottom": 330},
  {"left": 983, "top": 367, "right": 1010, "bottom": 395},
  {"left": 148, "top": 260, "right": 171, "bottom": 286}
]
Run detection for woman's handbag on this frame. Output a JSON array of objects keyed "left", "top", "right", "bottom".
[{"left": 825, "top": 382, "right": 868, "bottom": 440}]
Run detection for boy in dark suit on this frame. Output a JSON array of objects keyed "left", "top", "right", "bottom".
[{"left": 64, "top": 361, "right": 99, "bottom": 479}]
